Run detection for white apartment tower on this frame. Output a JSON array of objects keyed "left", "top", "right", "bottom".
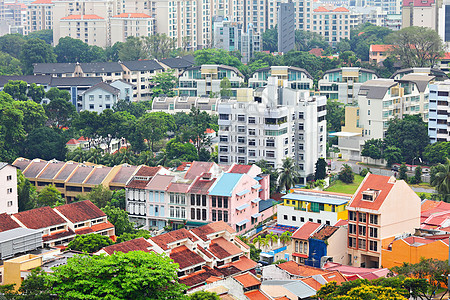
[
  {"left": 0, "top": 163, "right": 18, "bottom": 214},
  {"left": 428, "top": 80, "right": 450, "bottom": 143},
  {"left": 217, "top": 77, "right": 327, "bottom": 184}
]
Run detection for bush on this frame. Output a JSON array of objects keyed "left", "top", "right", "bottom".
[
  {"left": 360, "top": 168, "right": 370, "bottom": 177},
  {"left": 339, "top": 164, "right": 354, "bottom": 184}
]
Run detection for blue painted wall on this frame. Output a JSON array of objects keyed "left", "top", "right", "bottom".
[{"left": 306, "top": 238, "right": 327, "bottom": 268}]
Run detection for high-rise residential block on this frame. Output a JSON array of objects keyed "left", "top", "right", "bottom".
[
  {"left": 277, "top": 1, "right": 295, "bottom": 53},
  {"left": 428, "top": 80, "right": 450, "bottom": 143}
]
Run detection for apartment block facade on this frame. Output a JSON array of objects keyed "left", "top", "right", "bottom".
[
  {"left": 248, "top": 66, "right": 313, "bottom": 90},
  {"left": 428, "top": 80, "right": 450, "bottom": 143},
  {"left": 26, "top": 0, "right": 53, "bottom": 34},
  {"left": 59, "top": 14, "right": 108, "bottom": 47},
  {"left": 0, "top": 163, "right": 18, "bottom": 215},
  {"left": 347, "top": 174, "right": 421, "bottom": 268},
  {"left": 318, "top": 67, "right": 378, "bottom": 104},
  {"left": 217, "top": 77, "right": 326, "bottom": 183},
  {"left": 110, "top": 13, "right": 155, "bottom": 45}
]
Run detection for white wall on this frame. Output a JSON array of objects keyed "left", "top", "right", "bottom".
[{"left": 0, "top": 165, "right": 18, "bottom": 214}]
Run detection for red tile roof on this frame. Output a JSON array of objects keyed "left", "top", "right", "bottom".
[
  {"left": 233, "top": 272, "right": 260, "bottom": 288},
  {"left": 421, "top": 200, "right": 442, "bottom": 212},
  {"left": 189, "top": 177, "right": 216, "bottom": 194},
  {"left": 312, "top": 225, "right": 339, "bottom": 241},
  {"left": 184, "top": 161, "right": 214, "bottom": 180},
  {"left": 198, "top": 245, "right": 214, "bottom": 258},
  {"left": 13, "top": 206, "right": 66, "bottom": 229},
  {"left": 0, "top": 213, "right": 20, "bottom": 232},
  {"left": 402, "top": 236, "right": 437, "bottom": 246},
  {"left": 31, "top": 0, "right": 52, "bottom": 4},
  {"left": 66, "top": 138, "right": 79, "bottom": 145},
  {"left": 42, "top": 228, "right": 75, "bottom": 242},
  {"left": 77, "top": 136, "right": 88, "bottom": 141},
  {"left": 176, "top": 162, "right": 191, "bottom": 171},
  {"left": 221, "top": 255, "right": 257, "bottom": 272},
  {"left": 101, "top": 237, "right": 152, "bottom": 255},
  {"left": 228, "top": 164, "right": 252, "bottom": 174},
  {"left": 334, "top": 219, "right": 348, "bottom": 227},
  {"left": 191, "top": 221, "right": 235, "bottom": 241},
  {"left": 135, "top": 165, "right": 162, "bottom": 177},
  {"left": 205, "top": 128, "right": 216, "bottom": 134},
  {"left": 314, "top": 6, "right": 329, "bottom": 12},
  {"left": 150, "top": 228, "right": 198, "bottom": 250},
  {"left": 293, "top": 253, "right": 308, "bottom": 258},
  {"left": 333, "top": 7, "right": 349, "bottom": 12},
  {"left": 112, "top": 13, "right": 152, "bottom": 18},
  {"left": 370, "top": 44, "right": 393, "bottom": 52},
  {"left": 309, "top": 48, "right": 324, "bottom": 57},
  {"left": 209, "top": 237, "right": 242, "bottom": 259},
  {"left": 244, "top": 290, "right": 271, "bottom": 300},
  {"left": 75, "top": 221, "right": 114, "bottom": 235},
  {"left": 347, "top": 174, "right": 395, "bottom": 211},
  {"left": 126, "top": 179, "right": 149, "bottom": 189},
  {"left": 61, "top": 14, "right": 104, "bottom": 20},
  {"left": 323, "top": 262, "right": 390, "bottom": 278},
  {"left": 301, "top": 277, "right": 322, "bottom": 290},
  {"left": 170, "top": 245, "right": 205, "bottom": 270},
  {"left": 292, "top": 222, "right": 321, "bottom": 240},
  {"left": 442, "top": 52, "right": 450, "bottom": 60},
  {"left": 179, "top": 266, "right": 224, "bottom": 288},
  {"left": 55, "top": 200, "right": 105, "bottom": 223},
  {"left": 277, "top": 261, "right": 327, "bottom": 276},
  {"left": 322, "top": 271, "right": 347, "bottom": 284}
]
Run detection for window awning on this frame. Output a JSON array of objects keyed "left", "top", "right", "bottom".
[
  {"left": 236, "top": 189, "right": 250, "bottom": 197},
  {"left": 252, "top": 184, "right": 262, "bottom": 189},
  {"left": 251, "top": 198, "right": 261, "bottom": 204},
  {"left": 236, "top": 203, "right": 250, "bottom": 211},
  {"left": 251, "top": 213, "right": 261, "bottom": 218},
  {"left": 236, "top": 219, "right": 249, "bottom": 226},
  {"left": 293, "top": 253, "right": 308, "bottom": 258},
  {"left": 254, "top": 176, "right": 263, "bottom": 181}
]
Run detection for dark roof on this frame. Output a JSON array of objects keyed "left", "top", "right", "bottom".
[
  {"left": 122, "top": 60, "right": 164, "bottom": 71},
  {"left": 160, "top": 57, "right": 194, "bottom": 69},
  {"left": 101, "top": 237, "right": 152, "bottom": 255},
  {"left": 33, "top": 63, "right": 77, "bottom": 74},
  {"left": 182, "top": 55, "right": 195, "bottom": 64},
  {"left": 83, "top": 82, "right": 120, "bottom": 95},
  {"left": 179, "top": 266, "right": 224, "bottom": 288},
  {"left": 12, "top": 158, "right": 32, "bottom": 171},
  {"left": 0, "top": 75, "right": 52, "bottom": 87},
  {"left": 13, "top": 206, "right": 67, "bottom": 229},
  {"left": 37, "top": 161, "right": 66, "bottom": 179},
  {"left": 358, "top": 79, "right": 397, "bottom": 99},
  {"left": 80, "top": 62, "right": 123, "bottom": 73},
  {"left": 0, "top": 213, "right": 20, "bottom": 232},
  {"left": 396, "top": 74, "right": 435, "bottom": 93},
  {"left": 311, "top": 225, "right": 339, "bottom": 240},
  {"left": 228, "top": 164, "right": 252, "bottom": 174},
  {"left": 55, "top": 200, "right": 105, "bottom": 223},
  {"left": 170, "top": 245, "right": 205, "bottom": 270},
  {"left": 49, "top": 77, "right": 103, "bottom": 87}
]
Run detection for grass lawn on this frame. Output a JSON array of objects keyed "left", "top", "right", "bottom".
[{"left": 325, "top": 175, "right": 365, "bottom": 194}]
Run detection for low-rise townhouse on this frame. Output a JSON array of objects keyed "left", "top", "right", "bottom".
[
  {"left": 159, "top": 57, "right": 194, "bottom": 77},
  {"left": 80, "top": 81, "right": 120, "bottom": 112},
  {"left": 121, "top": 60, "right": 164, "bottom": 101},
  {"left": 278, "top": 189, "right": 351, "bottom": 228},
  {"left": 347, "top": 173, "right": 421, "bottom": 268},
  {"left": 33, "top": 63, "right": 82, "bottom": 77},
  {"left": 306, "top": 224, "right": 348, "bottom": 267},
  {"left": 79, "top": 62, "right": 124, "bottom": 83}
]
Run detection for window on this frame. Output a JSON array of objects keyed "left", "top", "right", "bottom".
[
  {"left": 7, "top": 201, "right": 12, "bottom": 207},
  {"left": 89, "top": 95, "right": 94, "bottom": 101},
  {"left": 237, "top": 115, "right": 245, "bottom": 122},
  {"left": 248, "top": 139, "right": 256, "bottom": 146},
  {"left": 348, "top": 237, "right": 356, "bottom": 248},
  {"left": 6, "top": 175, "right": 11, "bottom": 181},
  {"left": 223, "top": 211, "right": 228, "bottom": 222},
  {"left": 284, "top": 215, "right": 288, "bottom": 220},
  {"left": 369, "top": 240, "right": 378, "bottom": 251},
  {"left": 191, "top": 208, "right": 195, "bottom": 219},
  {"left": 212, "top": 210, "right": 217, "bottom": 221},
  {"left": 238, "top": 136, "right": 246, "bottom": 143},
  {"left": 369, "top": 227, "right": 378, "bottom": 238},
  {"left": 6, "top": 188, "right": 12, "bottom": 194},
  {"left": 359, "top": 212, "right": 366, "bottom": 223},
  {"left": 248, "top": 117, "right": 256, "bottom": 124},
  {"left": 190, "top": 194, "right": 195, "bottom": 205},
  {"left": 202, "top": 195, "right": 206, "bottom": 206},
  {"left": 349, "top": 211, "right": 356, "bottom": 221},
  {"left": 249, "top": 129, "right": 256, "bottom": 135},
  {"left": 292, "top": 216, "right": 296, "bottom": 221},
  {"left": 212, "top": 196, "right": 216, "bottom": 207},
  {"left": 349, "top": 224, "right": 356, "bottom": 234},
  {"left": 369, "top": 214, "right": 378, "bottom": 225},
  {"left": 266, "top": 139, "right": 275, "bottom": 147},
  {"left": 358, "top": 238, "right": 366, "bottom": 250},
  {"left": 266, "top": 151, "right": 275, "bottom": 158},
  {"left": 358, "top": 225, "right": 366, "bottom": 236}
]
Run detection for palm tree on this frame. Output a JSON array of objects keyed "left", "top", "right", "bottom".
[
  {"left": 87, "top": 148, "right": 102, "bottom": 164},
  {"left": 69, "top": 147, "right": 85, "bottom": 163},
  {"left": 431, "top": 158, "right": 450, "bottom": 201},
  {"left": 253, "top": 235, "right": 263, "bottom": 249},
  {"left": 266, "top": 232, "right": 278, "bottom": 249},
  {"left": 278, "top": 157, "right": 299, "bottom": 192},
  {"left": 260, "top": 237, "right": 270, "bottom": 252},
  {"left": 280, "top": 231, "right": 292, "bottom": 246}
]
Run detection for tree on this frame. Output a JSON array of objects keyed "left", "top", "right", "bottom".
[
  {"left": 279, "top": 231, "right": 292, "bottom": 246},
  {"left": 137, "top": 112, "right": 171, "bottom": 152},
  {"left": 3, "top": 80, "right": 28, "bottom": 101},
  {"left": 0, "top": 34, "right": 26, "bottom": 58},
  {"left": 387, "top": 26, "right": 445, "bottom": 68},
  {"left": 0, "top": 92, "right": 26, "bottom": 162},
  {"left": 27, "top": 83, "right": 45, "bottom": 104},
  {"left": 295, "top": 30, "right": 329, "bottom": 52},
  {"left": 17, "top": 169, "right": 37, "bottom": 211},
  {"left": 361, "top": 138, "right": 383, "bottom": 161},
  {"left": 47, "top": 251, "right": 187, "bottom": 299},
  {"left": 326, "top": 99, "right": 344, "bottom": 131},
  {"left": 67, "top": 234, "right": 113, "bottom": 253},
  {"left": 111, "top": 189, "right": 126, "bottom": 210},
  {"left": 54, "top": 36, "right": 92, "bottom": 63},
  {"left": 102, "top": 205, "right": 136, "bottom": 236},
  {"left": 23, "top": 127, "right": 67, "bottom": 161},
  {"left": 423, "top": 142, "right": 450, "bottom": 165},
  {"left": 249, "top": 244, "right": 262, "bottom": 261},
  {"left": 384, "top": 115, "right": 429, "bottom": 164},
  {"left": 339, "top": 164, "right": 354, "bottom": 184},
  {"left": 118, "top": 36, "right": 147, "bottom": 61},
  {"left": 13, "top": 100, "right": 47, "bottom": 134},
  {"left": 19, "top": 38, "right": 56, "bottom": 74},
  {"left": 391, "top": 258, "right": 450, "bottom": 300},
  {"left": 116, "top": 229, "right": 151, "bottom": 243},
  {"left": 105, "top": 41, "right": 124, "bottom": 61},
  {"left": 143, "top": 33, "right": 177, "bottom": 60},
  {"left": 194, "top": 48, "right": 245, "bottom": 74},
  {"left": 26, "top": 29, "right": 53, "bottom": 44},
  {"left": 255, "top": 160, "right": 278, "bottom": 193},
  {"left": 44, "top": 97, "right": 76, "bottom": 127},
  {"left": 86, "top": 185, "right": 113, "bottom": 208},
  {"left": 399, "top": 162, "right": 408, "bottom": 181},
  {"left": 220, "top": 77, "right": 233, "bottom": 97},
  {"left": 0, "top": 51, "right": 22, "bottom": 75},
  {"left": 262, "top": 26, "right": 278, "bottom": 52},
  {"left": 18, "top": 267, "right": 52, "bottom": 299},
  {"left": 151, "top": 70, "right": 177, "bottom": 97},
  {"left": 314, "top": 158, "right": 327, "bottom": 180},
  {"left": 430, "top": 158, "right": 450, "bottom": 202},
  {"left": 384, "top": 146, "right": 403, "bottom": 167},
  {"left": 278, "top": 157, "right": 299, "bottom": 192},
  {"left": 414, "top": 166, "right": 422, "bottom": 184},
  {"left": 45, "top": 87, "right": 71, "bottom": 102},
  {"left": 87, "top": 45, "right": 106, "bottom": 62},
  {"left": 189, "top": 291, "right": 219, "bottom": 300},
  {"left": 37, "top": 184, "right": 64, "bottom": 207},
  {"left": 166, "top": 138, "right": 199, "bottom": 162}
]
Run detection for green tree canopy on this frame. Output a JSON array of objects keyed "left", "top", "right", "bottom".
[
  {"left": 430, "top": 158, "right": 450, "bottom": 201},
  {"left": 118, "top": 36, "right": 147, "bottom": 61},
  {"left": 143, "top": 33, "right": 177, "bottom": 60},
  {"left": 262, "top": 26, "right": 278, "bottom": 52},
  {"left": 278, "top": 157, "right": 299, "bottom": 192},
  {"left": 13, "top": 100, "right": 47, "bottom": 134},
  {"left": 44, "top": 97, "right": 76, "bottom": 127},
  {"left": 0, "top": 51, "right": 22, "bottom": 75},
  {"left": 102, "top": 205, "right": 136, "bottom": 236},
  {"left": 326, "top": 99, "right": 345, "bottom": 131},
  {"left": 314, "top": 158, "right": 327, "bottom": 180},
  {"left": 3, "top": 80, "right": 28, "bottom": 101},
  {"left": 0, "top": 34, "right": 26, "bottom": 58},
  {"left": 36, "top": 184, "right": 64, "bottom": 207},
  {"left": 23, "top": 127, "right": 67, "bottom": 161},
  {"left": 26, "top": 29, "right": 53, "bottom": 44},
  {"left": 19, "top": 38, "right": 56, "bottom": 74},
  {"left": 399, "top": 162, "right": 408, "bottom": 181},
  {"left": 54, "top": 36, "right": 92, "bottom": 63},
  {"left": 67, "top": 234, "right": 113, "bottom": 253},
  {"left": 189, "top": 291, "right": 220, "bottom": 300},
  {"left": 387, "top": 26, "right": 445, "bottom": 68},
  {"left": 17, "top": 169, "right": 37, "bottom": 211},
  {"left": 361, "top": 138, "right": 383, "bottom": 160},
  {"left": 47, "top": 251, "right": 187, "bottom": 299},
  {"left": 339, "top": 164, "right": 354, "bottom": 183},
  {"left": 151, "top": 70, "right": 177, "bottom": 97},
  {"left": 423, "top": 141, "right": 450, "bottom": 165}
]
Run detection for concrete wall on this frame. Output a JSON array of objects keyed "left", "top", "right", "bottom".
[{"left": 0, "top": 165, "right": 18, "bottom": 214}]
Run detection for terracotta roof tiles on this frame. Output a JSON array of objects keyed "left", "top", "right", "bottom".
[
  {"left": 13, "top": 206, "right": 66, "bottom": 229},
  {"left": 112, "top": 13, "right": 152, "bottom": 18},
  {"left": 292, "top": 222, "right": 321, "bottom": 240},
  {"left": 228, "top": 164, "right": 252, "bottom": 174},
  {"left": 233, "top": 272, "right": 260, "bottom": 288},
  {"left": 301, "top": 277, "right": 322, "bottom": 290},
  {"left": 55, "top": 200, "right": 105, "bottom": 223},
  {"left": 208, "top": 237, "right": 242, "bottom": 259},
  {"left": 244, "top": 290, "right": 271, "bottom": 300},
  {"left": 149, "top": 228, "right": 198, "bottom": 250},
  {"left": 61, "top": 14, "right": 104, "bottom": 20},
  {"left": 170, "top": 245, "right": 205, "bottom": 270},
  {"left": 347, "top": 174, "right": 395, "bottom": 211},
  {"left": 370, "top": 44, "right": 393, "bottom": 52},
  {"left": 277, "top": 261, "right": 327, "bottom": 276},
  {"left": 311, "top": 225, "right": 339, "bottom": 240},
  {"left": 135, "top": 166, "right": 162, "bottom": 177},
  {"left": 191, "top": 221, "right": 235, "bottom": 241},
  {"left": 75, "top": 221, "right": 114, "bottom": 235},
  {"left": 100, "top": 237, "right": 152, "bottom": 255},
  {"left": 0, "top": 213, "right": 20, "bottom": 232}
]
